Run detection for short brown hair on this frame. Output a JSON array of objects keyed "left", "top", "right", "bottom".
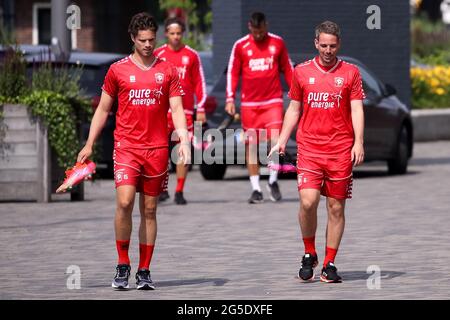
[
  {"left": 315, "top": 21, "right": 341, "bottom": 40},
  {"left": 128, "top": 12, "right": 158, "bottom": 37}
]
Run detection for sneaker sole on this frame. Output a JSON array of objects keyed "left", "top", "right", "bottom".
[
  {"left": 320, "top": 275, "right": 342, "bottom": 283},
  {"left": 112, "top": 283, "right": 130, "bottom": 290},
  {"left": 136, "top": 283, "right": 156, "bottom": 290},
  {"left": 298, "top": 271, "right": 315, "bottom": 282},
  {"left": 248, "top": 199, "right": 264, "bottom": 204},
  {"left": 266, "top": 184, "right": 281, "bottom": 202}
]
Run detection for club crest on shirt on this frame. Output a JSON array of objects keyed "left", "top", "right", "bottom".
[
  {"left": 309, "top": 77, "right": 315, "bottom": 84},
  {"left": 269, "top": 45, "right": 276, "bottom": 54},
  {"left": 130, "top": 75, "right": 136, "bottom": 83},
  {"left": 182, "top": 56, "right": 189, "bottom": 65},
  {"left": 334, "top": 77, "right": 344, "bottom": 87},
  {"left": 155, "top": 72, "right": 164, "bottom": 84},
  {"left": 247, "top": 49, "right": 253, "bottom": 56}
]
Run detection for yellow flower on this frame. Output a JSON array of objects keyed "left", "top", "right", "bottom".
[{"left": 435, "top": 88, "right": 445, "bottom": 95}]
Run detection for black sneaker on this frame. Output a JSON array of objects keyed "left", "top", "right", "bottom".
[
  {"left": 266, "top": 181, "right": 282, "bottom": 202},
  {"left": 248, "top": 190, "right": 264, "bottom": 204},
  {"left": 174, "top": 191, "right": 187, "bottom": 205},
  {"left": 320, "top": 262, "right": 342, "bottom": 283},
  {"left": 298, "top": 253, "right": 318, "bottom": 281},
  {"left": 135, "top": 269, "right": 156, "bottom": 290},
  {"left": 112, "top": 264, "right": 131, "bottom": 290},
  {"left": 159, "top": 191, "right": 169, "bottom": 202}
]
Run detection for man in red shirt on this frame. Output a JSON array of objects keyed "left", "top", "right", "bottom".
[
  {"left": 77, "top": 13, "right": 190, "bottom": 290},
  {"left": 270, "top": 21, "right": 365, "bottom": 283},
  {"left": 226, "top": 12, "right": 293, "bottom": 204},
  {"left": 154, "top": 17, "right": 207, "bottom": 205}
]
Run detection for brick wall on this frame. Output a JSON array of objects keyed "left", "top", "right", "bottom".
[{"left": 212, "top": 0, "right": 411, "bottom": 106}]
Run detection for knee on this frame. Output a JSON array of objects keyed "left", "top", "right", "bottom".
[
  {"left": 301, "top": 199, "right": 317, "bottom": 213},
  {"left": 327, "top": 201, "right": 345, "bottom": 219},
  {"left": 117, "top": 198, "right": 134, "bottom": 213},
  {"left": 142, "top": 204, "right": 157, "bottom": 220}
]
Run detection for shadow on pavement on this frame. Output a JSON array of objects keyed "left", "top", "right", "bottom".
[
  {"left": 156, "top": 278, "right": 229, "bottom": 287},
  {"left": 339, "top": 270, "right": 405, "bottom": 282}
]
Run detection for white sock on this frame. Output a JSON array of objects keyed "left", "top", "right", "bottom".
[
  {"left": 269, "top": 169, "right": 278, "bottom": 185},
  {"left": 250, "top": 175, "right": 261, "bottom": 192}
]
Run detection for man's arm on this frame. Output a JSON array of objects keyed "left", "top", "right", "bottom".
[
  {"left": 77, "top": 91, "right": 114, "bottom": 163},
  {"left": 350, "top": 100, "right": 364, "bottom": 166},
  {"left": 170, "top": 96, "right": 190, "bottom": 164},
  {"left": 225, "top": 41, "right": 242, "bottom": 115},
  {"left": 268, "top": 99, "right": 302, "bottom": 157},
  {"left": 279, "top": 40, "right": 294, "bottom": 88},
  {"left": 193, "top": 53, "right": 207, "bottom": 122}
]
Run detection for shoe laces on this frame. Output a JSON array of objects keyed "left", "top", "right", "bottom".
[
  {"left": 115, "top": 265, "right": 130, "bottom": 279},
  {"left": 301, "top": 254, "right": 317, "bottom": 268},
  {"left": 137, "top": 269, "right": 151, "bottom": 282}
]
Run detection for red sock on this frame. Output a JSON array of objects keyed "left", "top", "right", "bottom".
[
  {"left": 302, "top": 236, "right": 316, "bottom": 256},
  {"left": 175, "top": 177, "right": 186, "bottom": 193},
  {"left": 116, "top": 240, "right": 130, "bottom": 265},
  {"left": 138, "top": 244, "right": 155, "bottom": 270},
  {"left": 324, "top": 246, "right": 338, "bottom": 267}
]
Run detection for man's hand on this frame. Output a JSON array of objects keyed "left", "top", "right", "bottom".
[
  {"left": 225, "top": 102, "right": 236, "bottom": 116},
  {"left": 178, "top": 143, "right": 191, "bottom": 166},
  {"left": 351, "top": 141, "right": 364, "bottom": 166},
  {"left": 268, "top": 141, "right": 286, "bottom": 159},
  {"left": 196, "top": 112, "right": 206, "bottom": 123},
  {"left": 77, "top": 144, "right": 93, "bottom": 163}
]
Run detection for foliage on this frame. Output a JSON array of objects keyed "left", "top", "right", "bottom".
[
  {"left": 411, "top": 66, "right": 450, "bottom": 109},
  {"left": 159, "top": 0, "right": 211, "bottom": 50},
  {"left": 411, "top": 15, "right": 450, "bottom": 65},
  {"left": 0, "top": 46, "right": 28, "bottom": 100}
]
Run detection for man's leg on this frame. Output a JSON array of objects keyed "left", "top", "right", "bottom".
[
  {"left": 297, "top": 188, "right": 321, "bottom": 281},
  {"left": 174, "top": 142, "right": 188, "bottom": 205},
  {"left": 246, "top": 141, "right": 263, "bottom": 203},
  {"left": 266, "top": 126, "right": 282, "bottom": 201},
  {"left": 324, "top": 197, "right": 346, "bottom": 266},
  {"left": 319, "top": 197, "right": 345, "bottom": 283},
  {"left": 138, "top": 193, "right": 157, "bottom": 267},
  {"left": 112, "top": 185, "right": 136, "bottom": 289}
]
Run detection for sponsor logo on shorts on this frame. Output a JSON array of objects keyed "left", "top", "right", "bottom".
[{"left": 115, "top": 169, "right": 128, "bottom": 183}]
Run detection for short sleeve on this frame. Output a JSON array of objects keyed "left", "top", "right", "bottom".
[
  {"left": 101, "top": 66, "right": 118, "bottom": 98},
  {"left": 288, "top": 68, "right": 303, "bottom": 101},
  {"left": 350, "top": 68, "right": 366, "bottom": 101}
]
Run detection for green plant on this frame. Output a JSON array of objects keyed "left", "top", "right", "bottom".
[
  {"left": 21, "top": 90, "right": 90, "bottom": 169},
  {"left": 0, "top": 47, "right": 28, "bottom": 100}
]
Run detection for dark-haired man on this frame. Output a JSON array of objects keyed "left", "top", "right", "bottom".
[
  {"left": 78, "top": 12, "right": 190, "bottom": 290},
  {"left": 154, "top": 17, "right": 207, "bottom": 205},
  {"left": 226, "top": 12, "right": 293, "bottom": 204}
]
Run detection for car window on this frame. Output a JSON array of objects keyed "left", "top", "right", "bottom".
[{"left": 358, "top": 65, "right": 383, "bottom": 99}]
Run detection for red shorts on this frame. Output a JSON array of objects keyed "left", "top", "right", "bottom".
[
  {"left": 296, "top": 153, "right": 353, "bottom": 200},
  {"left": 113, "top": 145, "right": 169, "bottom": 197},
  {"left": 241, "top": 103, "right": 283, "bottom": 144},
  {"left": 167, "top": 112, "right": 194, "bottom": 143}
]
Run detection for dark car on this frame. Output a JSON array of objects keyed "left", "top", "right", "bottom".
[
  {"left": 200, "top": 54, "right": 413, "bottom": 180},
  {"left": 25, "top": 49, "right": 125, "bottom": 176}
]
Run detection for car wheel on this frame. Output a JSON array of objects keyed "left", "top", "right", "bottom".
[
  {"left": 200, "top": 163, "right": 227, "bottom": 180},
  {"left": 387, "top": 125, "right": 409, "bottom": 175}
]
